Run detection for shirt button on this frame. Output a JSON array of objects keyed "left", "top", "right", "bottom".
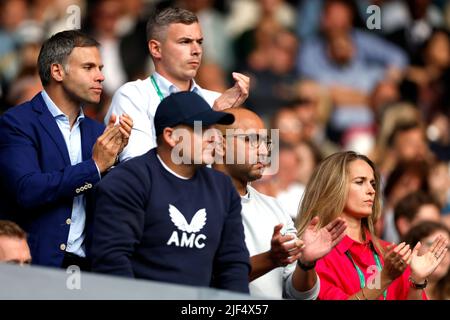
[
  {"left": 60, "top": 243, "right": 66, "bottom": 251},
  {"left": 66, "top": 218, "right": 71, "bottom": 225}
]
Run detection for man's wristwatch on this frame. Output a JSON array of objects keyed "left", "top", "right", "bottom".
[
  {"left": 409, "top": 276, "right": 428, "bottom": 289},
  {"left": 297, "top": 258, "right": 316, "bottom": 271}
]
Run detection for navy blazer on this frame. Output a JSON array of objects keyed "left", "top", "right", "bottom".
[{"left": 0, "top": 93, "right": 105, "bottom": 267}]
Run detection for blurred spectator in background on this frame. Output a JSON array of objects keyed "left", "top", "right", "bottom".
[
  {"left": 0, "top": 220, "right": 32, "bottom": 265},
  {"left": 295, "top": 140, "right": 323, "bottom": 187},
  {"left": 297, "top": 0, "right": 408, "bottom": 145},
  {"left": 274, "top": 143, "right": 305, "bottom": 221},
  {"left": 178, "top": 0, "right": 233, "bottom": 72},
  {"left": 382, "top": 0, "right": 443, "bottom": 36},
  {"left": 394, "top": 191, "right": 442, "bottom": 241},
  {"left": 387, "top": 0, "right": 444, "bottom": 63},
  {"left": 403, "top": 221, "right": 450, "bottom": 300},
  {"left": 230, "top": 1, "right": 300, "bottom": 122},
  {"left": 0, "top": 0, "right": 46, "bottom": 112},
  {"left": 401, "top": 29, "right": 450, "bottom": 121},
  {"left": 398, "top": 28, "right": 450, "bottom": 164},
  {"left": 428, "top": 160, "right": 450, "bottom": 229},
  {"left": 341, "top": 126, "right": 376, "bottom": 156},
  {"left": 85, "top": 0, "right": 148, "bottom": 121},
  {"left": 0, "top": 0, "right": 28, "bottom": 88},
  {"left": 227, "top": 0, "right": 296, "bottom": 42},
  {"left": 88, "top": 0, "right": 127, "bottom": 95},
  {"left": 253, "top": 143, "right": 305, "bottom": 221},
  {"left": 30, "top": 0, "right": 62, "bottom": 25},
  {"left": 371, "top": 103, "right": 421, "bottom": 178},
  {"left": 308, "top": 29, "right": 383, "bottom": 145},
  {"left": 115, "top": 0, "right": 146, "bottom": 37},
  {"left": 6, "top": 64, "right": 42, "bottom": 107},
  {"left": 387, "top": 120, "right": 429, "bottom": 162},
  {"left": 243, "top": 28, "right": 299, "bottom": 121},
  {"left": 378, "top": 120, "right": 430, "bottom": 180},
  {"left": 428, "top": 112, "right": 450, "bottom": 162},
  {"left": 5, "top": 18, "right": 45, "bottom": 107},
  {"left": 271, "top": 106, "right": 302, "bottom": 146},
  {"left": 42, "top": 1, "right": 87, "bottom": 37},
  {"left": 381, "top": 160, "right": 430, "bottom": 242},
  {"left": 85, "top": 0, "right": 152, "bottom": 87},
  {"left": 368, "top": 79, "right": 401, "bottom": 124},
  {"left": 116, "top": 0, "right": 152, "bottom": 82},
  {"left": 293, "top": 80, "right": 328, "bottom": 137},
  {"left": 292, "top": 79, "right": 339, "bottom": 157},
  {"left": 298, "top": 0, "right": 408, "bottom": 76},
  {"left": 296, "top": 0, "right": 379, "bottom": 40},
  {"left": 234, "top": 12, "right": 281, "bottom": 72},
  {"left": 195, "top": 61, "right": 228, "bottom": 93}
]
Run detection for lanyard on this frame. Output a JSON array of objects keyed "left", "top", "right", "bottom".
[
  {"left": 345, "top": 248, "right": 387, "bottom": 300},
  {"left": 150, "top": 75, "right": 165, "bottom": 102}
]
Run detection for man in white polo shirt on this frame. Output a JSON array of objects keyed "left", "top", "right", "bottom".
[
  {"left": 214, "top": 108, "right": 347, "bottom": 299},
  {"left": 105, "top": 7, "right": 250, "bottom": 162}
]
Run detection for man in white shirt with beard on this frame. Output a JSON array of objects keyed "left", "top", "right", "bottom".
[
  {"left": 105, "top": 7, "right": 249, "bottom": 162},
  {"left": 214, "top": 108, "right": 347, "bottom": 299}
]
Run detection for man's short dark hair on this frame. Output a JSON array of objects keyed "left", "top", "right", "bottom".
[
  {"left": 402, "top": 221, "right": 450, "bottom": 246},
  {"left": 0, "top": 220, "right": 26, "bottom": 240},
  {"left": 322, "top": 0, "right": 365, "bottom": 28},
  {"left": 37, "top": 29, "right": 100, "bottom": 86},
  {"left": 384, "top": 160, "right": 429, "bottom": 199},
  {"left": 146, "top": 7, "right": 198, "bottom": 42},
  {"left": 387, "top": 121, "right": 422, "bottom": 147},
  {"left": 394, "top": 191, "right": 441, "bottom": 223}
]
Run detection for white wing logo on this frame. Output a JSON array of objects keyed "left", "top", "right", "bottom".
[{"left": 169, "top": 204, "right": 207, "bottom": 233}]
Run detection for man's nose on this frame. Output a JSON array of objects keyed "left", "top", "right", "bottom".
[
  {"left": 96, "top": 69, "right": 105, "bottom": 82},
  {"left": 258, "top": 141, "right": 270, "bottom": 156},
  {"left": 192, "top": 42, "right": 202, "bottom": 55}
]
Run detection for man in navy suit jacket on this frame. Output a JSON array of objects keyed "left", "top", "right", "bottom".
[{"left": 0, "top": 30, "right": 132, "bottom": 269}]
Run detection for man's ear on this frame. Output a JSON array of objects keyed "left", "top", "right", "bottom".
[
  {"left": 50, "top": 63, "right": 65, "bottom": 82},
  {"left": 162, "top": 127, "right": 177, "bottom": 147},
  {"left": 148, "top": 40, "right": 161, "bottom": 59}
]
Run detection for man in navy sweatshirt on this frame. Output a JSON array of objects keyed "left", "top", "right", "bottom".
[{"left": 90, "top": 91, "right": 250, "bottom": 293}]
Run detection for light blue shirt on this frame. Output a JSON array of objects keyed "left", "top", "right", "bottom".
[
  {"left": 296, "top": 0, "right": 372, "bottom": 40},
  {"left": 298, "top": 29, "right": 408, "bottom": 75},
  {"left": 151, "top": 71, "right": 203, "bottom": 98},
  {"left": 297, "top": 30, "right": 404, "bottom": 130},
  {"left": 41, "top": 91, "right": 87, "bottom": 257},
  {"left": 306, "top": 58, "right": 384, "bottom": 129}
]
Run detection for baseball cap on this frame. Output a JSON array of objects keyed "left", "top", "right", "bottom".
[{"left": 154, "top": 91, "right": 235, "bottom": 136}]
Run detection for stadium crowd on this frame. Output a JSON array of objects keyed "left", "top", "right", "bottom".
[{"left": 0, "top": 0, "right": 450, "bottom": 300}]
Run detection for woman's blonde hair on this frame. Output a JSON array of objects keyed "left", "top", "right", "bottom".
[{"left": 295, "top": 151, "right": 383, "bottom": 252}]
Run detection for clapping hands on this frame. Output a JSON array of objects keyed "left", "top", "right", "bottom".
[
  {"left": 381, "top": 235, "right": 449, "bottom": 283},
  {"left": 268, "top": 217, "right": 347, "bottom": 268},
  {"left": 213, "top": 73, "right": 250, "bottom": 111},
  {"left": 299, "top": 217, "right": 347, "bottom": 264}
]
